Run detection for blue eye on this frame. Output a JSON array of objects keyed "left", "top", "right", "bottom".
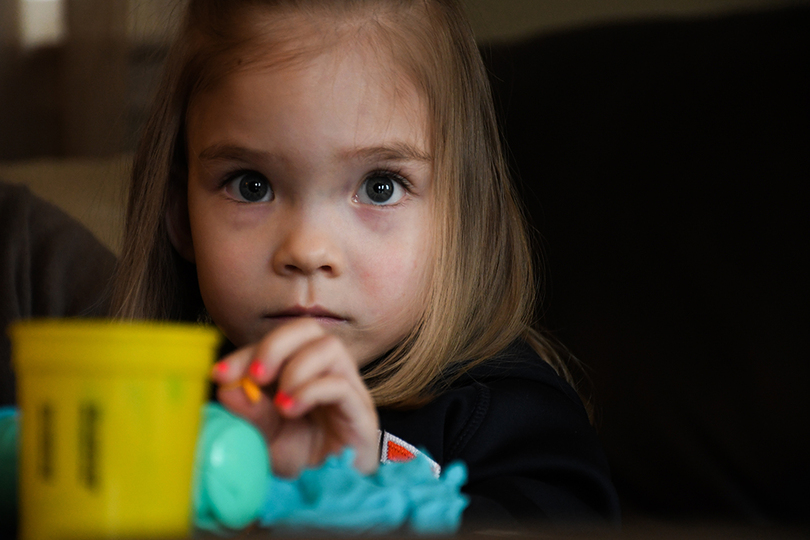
[
  {"left": 225, "top": 171, "right": 273, "bottom": 203},
  {"left": 356, "top": 172, "right": 406, "bottom": 206}
]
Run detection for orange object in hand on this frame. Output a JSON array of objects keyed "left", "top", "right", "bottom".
[{"left": 222, "top": 377, "right": 263, "bottom": 404}]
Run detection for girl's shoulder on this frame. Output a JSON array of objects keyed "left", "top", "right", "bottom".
[
  {"left": 379, "top": 339, "right": 595, "bottom": 460},
  {"left": 451, "top": 339, "right": 584, "bottom": 410},
  {"left": 377, "top": 340, "right": 618, "bottom": 523}
]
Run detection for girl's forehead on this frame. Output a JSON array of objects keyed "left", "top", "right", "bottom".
[
  {"left": 188, "top": 26, "right": 431, "bottom": 151},
  {"left": 192, "top": 2, "right": 434, "bottom": 105},
  {"left": 238, "top": 10, "right": 410, "bottom": 80},
  {"left": 208, "top": 20, "right": 425, "bottom": 115},
  {"left": 188, "top": 7, "right": 434, "bottom": 149}
]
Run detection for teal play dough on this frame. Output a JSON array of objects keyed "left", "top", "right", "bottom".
[
  {"left": 194, "top": 403, "right": 469, "bottom": 535},
  {"left": 259, "top": 448, "right": 469, "bottom": 535}
]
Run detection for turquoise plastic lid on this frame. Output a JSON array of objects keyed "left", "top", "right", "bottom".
[{"left": 193, "top": 404, "right": 269, "bottom": 530}]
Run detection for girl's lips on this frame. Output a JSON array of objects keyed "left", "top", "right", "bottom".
[{"left": 265, "top": 306, "right": 348, "bottom": 324}]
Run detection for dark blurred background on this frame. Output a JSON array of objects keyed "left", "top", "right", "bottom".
[
  {"left": 0, "top": 0, "right": 801, "bottom": 161},
  {"left": 1, "top": 0, "right": 808, "bottom": 530}
]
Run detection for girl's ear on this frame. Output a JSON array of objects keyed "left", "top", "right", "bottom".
[{"left": 165, "top": 186, "right": 195, "bottom": 263}]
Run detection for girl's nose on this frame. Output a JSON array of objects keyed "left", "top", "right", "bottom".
[{"left": 271, "top": 218, "right": 344, "bottom": 277}]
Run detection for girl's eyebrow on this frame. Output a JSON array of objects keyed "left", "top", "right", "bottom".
[
  {"left": 197, "top": 144, "right": 281, "bottom": 164},
  {"left": 196, "top": 142, "right": 432, "bottom": 164},
  {"left": 339, "top": 143, "right": 433, "bottom": 164}
]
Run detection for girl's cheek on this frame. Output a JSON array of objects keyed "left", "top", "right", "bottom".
[{"left": 359, "top": 249, "right": 427, "bottom": 299}]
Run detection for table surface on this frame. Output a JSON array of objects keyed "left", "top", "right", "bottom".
[{"left": 190, "top": 521, "right": 810, "bottom": 540}]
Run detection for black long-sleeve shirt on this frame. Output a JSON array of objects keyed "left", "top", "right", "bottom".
[{"left": 378, "top": 340, "right": 620, "bottom": 529}]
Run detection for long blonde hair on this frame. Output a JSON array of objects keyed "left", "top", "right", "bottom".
[{"left": 111, "top": 0, "right": 580, "bottom": 410}]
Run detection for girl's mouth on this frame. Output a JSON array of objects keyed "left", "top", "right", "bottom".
[{"left": 265, "top": 306, "right": 348, "bottom": 325}]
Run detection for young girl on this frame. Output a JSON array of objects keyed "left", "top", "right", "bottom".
[{"left": 112, "top": 0, "right": 619, "bottom": 528}]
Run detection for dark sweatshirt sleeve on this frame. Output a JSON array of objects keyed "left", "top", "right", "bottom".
[
  {"left": 455, "top": 371, "right": 619, "bottom": 527},
  {"left": 0, "top": 181, "right": 116, "bottom": 405},
  {"left": 378, "top": 344, "right": 620, "bottom": 530}
]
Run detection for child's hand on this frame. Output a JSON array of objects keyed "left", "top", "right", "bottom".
[{"left": 211, "top": 318, "right": 379, "bottom": 478}]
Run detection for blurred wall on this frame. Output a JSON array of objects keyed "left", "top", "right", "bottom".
[
  {"left": 0, "top": 0, "right": 131, "bottom": 161},
  {"left": 0, "top": 0, "right": 805, "bottom": 160},
  {"left": 119, "top": 0, "right": 809, "bottom": 45},
  {"left": 465, "top": 0, "right": 804, "bottom": 41},
  {"left": 0, "top": 0, "right": 21, "bottom": 158}
]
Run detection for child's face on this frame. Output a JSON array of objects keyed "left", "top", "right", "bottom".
[{"left": 182, "top": 37, "right": 434, "bottom": 367}]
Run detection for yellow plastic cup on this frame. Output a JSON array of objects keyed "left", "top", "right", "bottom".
[{"left": 10, "top": 319, "right": 220, "bottom": 540}]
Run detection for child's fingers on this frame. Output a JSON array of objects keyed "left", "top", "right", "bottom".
[
  {"left": 211, "top": 345, "right": 256, "bottom": 384},
  {"left": 274, "top": 334, "right": 369, "bottom": 399},
  {"left": 217, "top": 384, "right": 280, "bottom": 442},
  {"left": 277, "top": 374, "right": 374, "bottom": 423},
  {"left": 248, "top": 318, "right": 327, "bottom": 384},
  {"left": 277, "top": 374, "right": 379, "bottom": 473},
  {"left": 211, "top": 318, "right": 326, "bottom": 386},
  {"left": 219, "top": 378, "right": 263, "bottom": 403}
]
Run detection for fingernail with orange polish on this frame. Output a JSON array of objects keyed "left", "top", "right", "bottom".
[{"left": 274, "top": 391, "right": 295, "bottom": 411}]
